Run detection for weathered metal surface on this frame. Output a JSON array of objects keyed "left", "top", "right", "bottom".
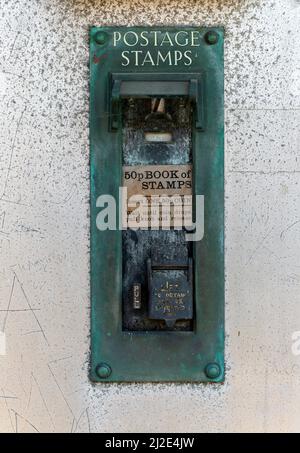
[
  {"left": 147, "top": 260, "right": 193, "bottom": 328},
  {"left": 90, "top": 26, "right": 224, "bottom": 382}
]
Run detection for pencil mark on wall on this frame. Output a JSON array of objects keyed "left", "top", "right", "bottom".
[
  {"left": 21, "top": 329, "right": 44, "bottom": 336},
  {"left": 11, "top": 410, "right": 39, "bottom": 433},
  {"left": 280, "top": 219, "right": 300, "bottom": 242},
  {"left": 1, "top": 109, "right": 26, "bottom": 201},
  {"left": 32, "top": 372, "right": 55, "bottom": 430},
  {"left": 70, "top": 417, "right": 76, "bottom": 433},
  {"left": 2, "top": 274, "right": 16, "bottom": 332},
  {"left": 26, "top": 377, "right": 33, "bottom": 410},
  {"left": 0, "top": 309, "right": 41, "bottom": 313},
  {"left": 0, "top": 394, "right": 18, "bottom": 399},
  {"left": 73, "top": 406, "right": 91, "bottom": 433},
  {"left": 1, "top": 388, "right": 14, "bottom": 432},
  {"left": 48, "top": 355, "right": 73, "bottom": 365},
  {"left": 246, "top": 226, "right": 275, "bottom": 265},
  {"left": 0, "top": 211, "right": 6, "bottom": 229},
  {"left": 48, "top": 362, "right": 75, "bottom": 420},
  {"left": 13, "top": 271, "right": 49, "bottom": 345}
]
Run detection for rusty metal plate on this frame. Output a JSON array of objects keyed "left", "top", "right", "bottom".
[{"left": 90, "top": 26, "right": 224, "bottom": 382}]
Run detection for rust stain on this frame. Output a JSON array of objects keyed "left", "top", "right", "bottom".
[{"left": 93, "top": 54, "right": 107, "bottom": 64}]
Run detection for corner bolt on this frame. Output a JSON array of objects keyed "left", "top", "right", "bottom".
[
  {"left": 96, "top": 363, "right": 112, "bottom": 379},
  {"left": 205, "top": 362, "right": 221, "bottom": 379},
  {"left": 94, "top": 31, "right": 108, "bottom": 45},
  {"left": 204, "top": 30, "right": 219, "bottom": 45}
]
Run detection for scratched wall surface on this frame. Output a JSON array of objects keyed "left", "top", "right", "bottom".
[{"left": 0, "top": 0, "right": 299, "bottom": 433}]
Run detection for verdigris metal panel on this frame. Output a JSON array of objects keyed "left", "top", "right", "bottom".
[{"left": 90, "top": 26, "right": 224, "bottom": 382}]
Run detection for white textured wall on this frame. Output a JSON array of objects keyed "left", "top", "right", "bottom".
[{"left": 0, "top": 0, "right": 299, "bottom": 433}]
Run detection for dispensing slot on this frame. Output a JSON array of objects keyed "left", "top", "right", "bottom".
[{"left": 147, "top": 259, "right": 193, "bottom": 328}]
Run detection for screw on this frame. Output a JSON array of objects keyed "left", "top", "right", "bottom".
[
  {"left": 96, "top": 363, "right": 111, "bottom": 379},
  {"left": 94, "top": 31, "right": 108, "bottom": 45},
  {"left": 205, "top": 362, "right": 221, "bottom": 379},
  {"left": 204, "top": 30, "right": 219, "bottom": 45}
]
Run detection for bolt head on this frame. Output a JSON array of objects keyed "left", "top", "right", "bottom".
[
  {"left": 96, "top": 363, "right": 111, "bottom": 379},
  {"left": 205, "top": 362, "right": 221, "bottom": 379},
  {"left": 205, "top": 30, "right": 219, "bottom": 45},
  {"left": 94, "top": 31, "right": 108, "bottom": 45}
]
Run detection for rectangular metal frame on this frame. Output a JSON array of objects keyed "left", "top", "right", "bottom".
[{"left": 90, "top": 26, "right": 224, "bottom": 382}]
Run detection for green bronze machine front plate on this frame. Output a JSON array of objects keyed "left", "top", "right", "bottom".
[{"left": 90, "top": 26, "right": 224, "bottom": 382}]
